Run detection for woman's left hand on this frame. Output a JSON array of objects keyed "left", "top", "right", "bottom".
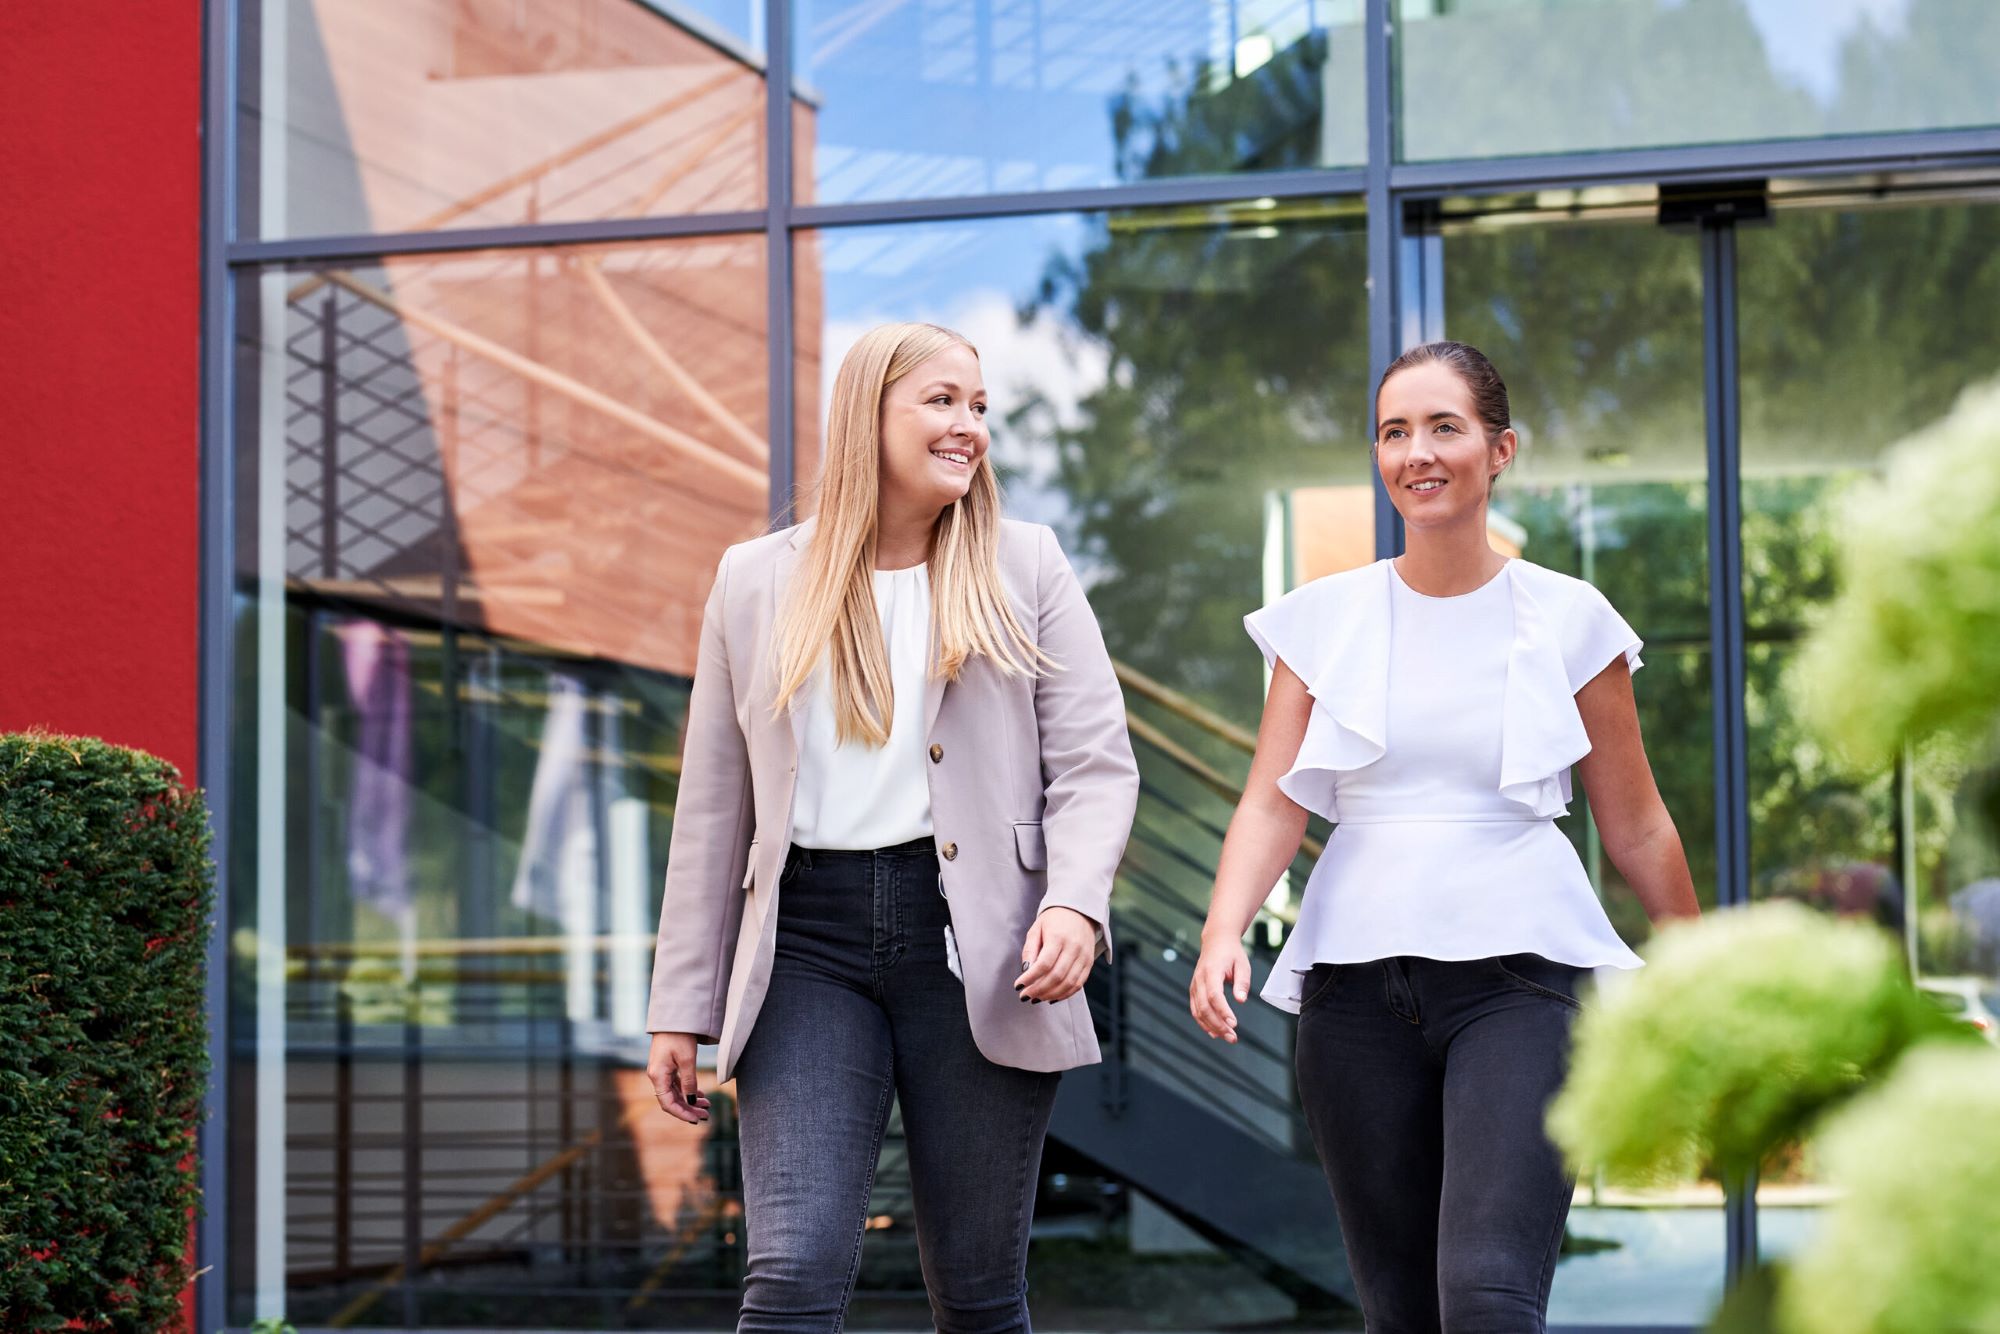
[{"left": 1015, "top": 907, "right": 1097, "bottom": 1003}]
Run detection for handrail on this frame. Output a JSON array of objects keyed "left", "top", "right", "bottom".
[
  {"left": 1121, "top": 816, "right": 1303, "bottom": 930},
  {"left": 1106, "top": 933, "right": 1300, "bottom": 1076},
  {"left": 1114, "top": 659, "right": 1260, "bottom": 755},
  {"left": 1121, "top": 699, "right": 1324, "bottom": 863},
  {"left": 287, "top": 934, "right": 654, "bottom": 960}
]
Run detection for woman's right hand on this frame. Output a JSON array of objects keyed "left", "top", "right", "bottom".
[
  {"left": 1189, "top": 933, "right": 1252, "bottom": 1043},
  {"left": 647, "top": 1032, "right": 710, "bottom": 1124}
]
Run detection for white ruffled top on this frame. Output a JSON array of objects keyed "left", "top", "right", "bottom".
[{"left": 1245, "top": 557, "right": 1646, "bottom": 1012}]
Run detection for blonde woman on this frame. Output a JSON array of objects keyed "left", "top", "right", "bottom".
[{"left": 646, "top": 323, "right": 1138, "bottom": 1334}]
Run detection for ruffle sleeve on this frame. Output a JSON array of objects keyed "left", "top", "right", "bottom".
[
  {"left": 1499, "top": 569, "right": 1645, "bottom": 818},
  {"left": 1244, "top": 569, "right": 1389, "bottom": 820},
  {"left": 1246, "top": 562, "right": 1644, "bottom": 825},
  {"left": 1243, "top": 580, "right": 1321, "bottom": 689},
  {"left": 1559, "top": 580, "right": 1645, "bottom": 689}
]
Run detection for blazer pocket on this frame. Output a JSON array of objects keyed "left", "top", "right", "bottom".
[
  {"left": 741, "top": 838, "right": 759, "bottom": 890},
  {"left": 1012, "top": 821, "right": 1047, "bottom": 871}
]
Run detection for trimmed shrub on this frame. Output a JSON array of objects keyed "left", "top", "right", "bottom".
[
  {"left": 1779, "top": 1045, "right": 2000, "bottom": 1334},
  {"left": 1795, "top": 379, "right": 2000, "bottom": 766},
  {"left": 1548, "top": 901, "right": 1955, "bottom": 1185},
  {"left": 0, "top": 731, "right": 213, "bottom": 1330}
]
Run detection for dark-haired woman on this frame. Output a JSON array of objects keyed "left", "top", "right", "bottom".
[{"left": 1189, "top": 342, "right": 1700, "bottom": 1332}]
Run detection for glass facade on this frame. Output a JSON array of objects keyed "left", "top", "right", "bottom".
[
  {"left": 226, "top": 237, "right": 774, "bottom": 1325},
  {"left": 240, "top": 1, "right": 769, "bottom": 238},
  {"left": 795, "top": 0, "right": 1367, "bottom": 203},
  {"left": 1735, "top": 193, "right": 2000, "bottom": 1261},
  {"left": 1441, "top": 207, "right": 1725, "bottom": 1325},
  {"left": 203, "top": 1, "right": 2000, "bottom": 1330},
  {"left": 1397, "top": 0, "right": 2000, "bottom": 163}
]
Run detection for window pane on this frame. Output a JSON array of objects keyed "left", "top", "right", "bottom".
[
  {"left": 228, "top": 237, "right": 773, "bottom": 1324},
  {"left": 1441, "top": 209, "right": 1726, "bottom": 1326},
  {"left": 240, "top": 0, "right": 766, "bottom": 239},
  {"left": 797, "top": 0, "right": 1366, "bottom": 205},
  {"left": 795, "top": 202, "right": 1374, "bottom": 1324},
  {"left": 1738, "top": 192, "right": 2000, "bottom": 1264},
  {"left": 1398, "top": 0, "right": 2000, "bottom": 164}
]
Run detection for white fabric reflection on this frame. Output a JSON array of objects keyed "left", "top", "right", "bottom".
[
  {"left": 512, "top": 675, "right": 599, "bottom": 1023},
  {"left": 511, "top": 674, "right": 652, "bottom": 1032},
  {"left": 338, "top": 620, "right": 413, "bottom": 922}
]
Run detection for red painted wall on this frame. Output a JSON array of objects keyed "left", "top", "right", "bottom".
[
  {"left": 0, "top": 9, "right": 203, "bottom": 1330},
  {"left": 0, "top": 6, "right": 202, "bottom": 783}
]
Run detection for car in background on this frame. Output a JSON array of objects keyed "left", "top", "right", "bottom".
[{"left": 1918, "top": 976, "right": 2000, "bottom": 1045}]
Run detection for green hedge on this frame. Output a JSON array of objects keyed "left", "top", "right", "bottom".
[{"left": 0, "top": 732, "right": 213, "bottom": 1330}]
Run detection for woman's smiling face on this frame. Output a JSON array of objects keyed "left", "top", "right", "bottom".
[
  {"left": 877, "top": 342, "right": 990, "bottom": 515},
  {"left": 1374, "top": 359, "right": 1515, "bottom": 532}
]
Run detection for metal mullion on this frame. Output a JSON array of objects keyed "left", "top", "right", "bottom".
[
  {"left": 1390, "top": 125, "right": 2000, "bottom": 197},
  {"left": 1364, "top": 0, "right": 1403, "bottom": 561},
  {"left": 791, "top": 167, "right": 1367, "bottom": 230},
  {"left": 1700, "top": 217, "right": 1757, "bottom": 1286},
  {"left": 214, "top": 138, "right": 2000, "bottom": 282},
  {"left": 767, "top": 0, "right": 794, "bottom": 523},
  {"left": 225, "top": 209, "right": 769, "bottom": 267},
  {"left": 1398, "top": 211, "right": 1443, "bottom": 351},
  {"left": 196, "top": 0, "right": 236, "bottom": 1329}
]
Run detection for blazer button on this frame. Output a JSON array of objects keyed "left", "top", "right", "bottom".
[
  {"left": 941, "top": 842, "right": 958, "bottom": 861},
  {"left": 929, "top": 743, "right": 944, "bottom": 763}
]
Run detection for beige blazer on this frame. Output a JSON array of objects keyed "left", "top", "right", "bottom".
[{"left": 647, "top": 517, "right": 1139, "bottom": 1079}]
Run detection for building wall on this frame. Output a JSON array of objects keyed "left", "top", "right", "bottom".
[{"left": 0, "top": 4, "right": 202, "bottom": 781}]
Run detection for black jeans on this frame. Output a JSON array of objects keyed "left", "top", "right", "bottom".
[
  {"left": 732, "top": 839, "right": 1060, "bottom": 1334},
  {"left": 1293, "top": 954, "right": 1585, "bottom": 1334}
]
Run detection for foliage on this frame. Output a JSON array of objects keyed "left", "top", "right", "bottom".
[
  {"left": 1794, "top": 380, "right": 2000, "bottom": 769},
  {"left": 1778, "top": 1045, "right": 2000, "bottom": 1334},
  {"left": 0, "top": 731, "right": 213, "bottom": 1330},
  {"left": 1547, "top": 902, "right": 1951, "bottom": 1184}
]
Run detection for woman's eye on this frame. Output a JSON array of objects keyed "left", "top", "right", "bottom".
[
  {"left": 972, "top": 403, "right": 988, "bottom": 416},
  {"left": 1436, "top": 422, "right": 1456, "bottom": 434},
  {"left": 931, "top": 395, "right": 952, "bottom": 406}
]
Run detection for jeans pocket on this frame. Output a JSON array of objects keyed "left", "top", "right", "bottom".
[
  {"left": 1298, "top": 963, "right": 1343, "bottom": 1012},
  {"left": 1494, "top": 954, "right": 1584, "bottom": 1011}
]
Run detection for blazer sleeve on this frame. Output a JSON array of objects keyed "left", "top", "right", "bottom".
[
  {"left": 1031, "top": 525, "right": 1139, "bottom": 960},
  {"left": 646, "top": 546, "right": 756, "bottom": 1040}
]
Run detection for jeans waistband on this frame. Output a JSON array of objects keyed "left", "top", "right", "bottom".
[{"left": 788, "top": 835, "right": 935, "bottom": 865}]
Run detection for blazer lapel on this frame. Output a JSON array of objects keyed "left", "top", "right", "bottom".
[
  {"left": 923, "top": 617, "right": 947, "bottom": 739},
  {"left": 771, "top": 522, "right": 811, "bottom": 771}
]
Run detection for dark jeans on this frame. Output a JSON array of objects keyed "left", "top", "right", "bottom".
[
  {"left": 732, "top": 838, "right": 1060, "bottom": 1334},
  {"left": 1293, "top": 954, "right": 1585, "bottom": 1334}
]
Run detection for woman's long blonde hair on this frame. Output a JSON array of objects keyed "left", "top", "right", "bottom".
[{"left": 772, "top": 322, "right": 1052, "bottom": 747}]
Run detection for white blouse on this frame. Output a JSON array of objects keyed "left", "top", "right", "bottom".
[
  {"left": 790, "top": 564, "right": 936, "bottom": 850},
  {"left": 1245, "top": 557, "right": 1646, "bottom": 1012}
]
